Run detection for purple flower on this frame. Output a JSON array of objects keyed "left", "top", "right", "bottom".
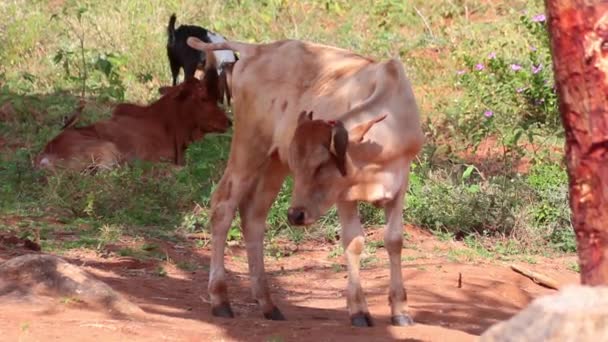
[
  {"left": 475, "top": 63, "right": 485, "bottom": 71},
  {"left": 484, "top": 110, "right": 494, "bottom": 118},
  {"left": 530, "top": 45, "right": 537, "bottom": 52},
  {"left": 516, "top": 87, "right": 526, "bottom": 93},
  {"left": 457, "top": 70, "right": 466, "bottom": 75},
  {"left": 511, "top": 64, "right": 523, "bottom": 71},
  {"left": 532, "top": 64, "right": 543, "bottom": 74},
  {"left": 532, "top": 14, "right": 546, "bottom": 23},
  {"left": 488, "top": 52, "right": 497, "bottom": 59}
]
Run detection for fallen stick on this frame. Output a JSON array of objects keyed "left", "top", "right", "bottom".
[
  {"left": 185, "top": 232, "right": 211, "bottom": 240},
  {"left": 510, "top": 264, "right": 561, "bottom": 290}
]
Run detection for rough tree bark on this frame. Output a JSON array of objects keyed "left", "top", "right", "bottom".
[{"left": 546, "top": 0, "right": 608, "bottom": 285}]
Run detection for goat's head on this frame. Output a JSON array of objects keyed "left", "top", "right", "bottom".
[{"left": 286, "top": 110, "right": 386, "bottom": 226}]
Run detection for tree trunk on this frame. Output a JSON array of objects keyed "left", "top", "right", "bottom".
[{"left": 546, "top": 0, "right": 608, "bottom": 285}]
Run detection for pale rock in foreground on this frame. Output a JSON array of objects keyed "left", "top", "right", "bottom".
[
  {"left": 0, "top": 254, "right": 143, "bottom": 317},
  {"left": 480, "top": 285, "right": 608, "bottom": 342}
]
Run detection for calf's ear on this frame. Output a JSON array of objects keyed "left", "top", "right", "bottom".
[
  {"left": 329, "top": 120, "right": 348, "bottom": 177},
  {"left": 158, "top": 86, "right": 172, "bottom": 95},
  {"left": 297, "top": 110, "right": 313, "bottom": 124},
  {"left": 175, "top": 87, "right": 192, "bottom": 101},
  {"left": 349, "top": 113, "right": 388, "bottom": 143}
]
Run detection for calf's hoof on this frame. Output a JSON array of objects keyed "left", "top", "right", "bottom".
[
  {"left": 350, "top": 312, "right": 374, "bottom": 327},
  {"left": 211, "top": 302, "right": 235, "bottom": 318},
  {"left": 391, "top": 314, "right": 414, "bottom": 326},
  {"left": 263, "top": 306, "right": 286, "bottom": 321}
]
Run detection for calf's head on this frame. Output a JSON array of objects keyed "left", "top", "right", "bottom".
[
  {"left": 160, "top": 69, "right": 232, "bottom": 136},
  {"left": 287, "top": 111, "right": 386, "bottom": 226}
]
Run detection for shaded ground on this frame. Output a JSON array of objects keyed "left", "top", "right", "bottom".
[{"left": 0, "top": 225, "right": 578, "bottom": 341}]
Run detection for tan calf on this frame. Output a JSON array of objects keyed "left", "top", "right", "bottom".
[{"left": 188, "top": 37, "right": 424, "bottom": 327}]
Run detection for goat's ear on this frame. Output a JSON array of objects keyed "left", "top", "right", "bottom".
[
  {"left": 297, "top": 110, "right": 313, "bottom": 124},
  {"left": 349, "top": 113, "right": 388, "bottom": 143},
  {"left": 203, "top": 68, "right": 221, "bottom": 102},
  {"left": 329, "top": 120, "right": 348, "bottom": 177}
]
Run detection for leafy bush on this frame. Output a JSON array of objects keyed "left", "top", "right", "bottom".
[
  {"left": 51, "top": 5, "right": 127, "bottom": 101},
  {"left": 451, "top": 12, "right": 559, "bottom": 157},
  {"left": 526, "top": 163, "right": 574, "bottom": 252},
  {"left": 406, "top": 166, "right": 526, "bottom": 238}
]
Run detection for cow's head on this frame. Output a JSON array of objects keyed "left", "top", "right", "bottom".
[
  {"left": 159, "top": 69, "right": 232, "bottom": 135},
  {"left": 286, "top": 110, "right": 386, "bottom": 226}
]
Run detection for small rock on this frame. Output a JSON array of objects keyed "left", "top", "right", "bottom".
[
  {"left": 480, "top": 285, "right": 608, "bottom": 341},
  {"left": 0, "top": 254, "right": 143, "bottom": 317}
]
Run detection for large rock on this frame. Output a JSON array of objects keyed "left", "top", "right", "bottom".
[
  {"left": 0, "top": 254, "right": 143, "bottom": 317},
  {"left": 480, "top": 285, "right": 608, "bottom": 342}
]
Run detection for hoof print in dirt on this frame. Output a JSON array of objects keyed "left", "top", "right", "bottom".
[
  {"left": 350, "top": 312, "right": 374, "bottom": 327},
  {"left": 211, "top": 302, "right": 235, "bottom": 318},
  {"left": 391, "top": 314, "right": 414, "bottom": 327},
  {"left": 263, "top": 306, "right": 286, "bottom": 321},
  {"left": 0, "top": 254, "right": 143, "bottom": 317}
]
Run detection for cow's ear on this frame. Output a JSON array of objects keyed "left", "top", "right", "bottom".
[
  {"left": 329, "top": 120, "right": 348, "bottom": 177},
  {"left": 349, "top": 113, "right": 388, "bottom": 143}
]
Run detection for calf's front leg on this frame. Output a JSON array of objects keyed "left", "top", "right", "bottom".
[{"left": 337, "top": 201, "right": 373, "bottom": 327}]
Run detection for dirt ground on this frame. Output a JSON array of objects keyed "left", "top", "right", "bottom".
[{"left": 0, "top": 225, "right": 579, "bottom": 342}]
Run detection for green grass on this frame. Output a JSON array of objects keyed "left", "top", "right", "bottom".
[
  {"left": 0, "top": 0, "right": 574, "bottom": 258},
  {"left": 176, "top": 261, "right": 198, "bottom": 272},
  {"left": 566, "top": 260, "right": 580, "bottom": 273},
  {"left": 116, "top": 243, "right": 167, "bottom": 260},
  {"left": 401, "top": 255, "right": 423, "bottom": 262},
  {"left": 153, "top": 265, "right": 168, "bottom": 277}
]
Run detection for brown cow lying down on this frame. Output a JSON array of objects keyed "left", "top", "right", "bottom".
[
  {"left": 35, "top": 71, "right": 231, "bottom": 172},
  {"left": 187, "top": 36, "right": 425, "bottom": 327}
]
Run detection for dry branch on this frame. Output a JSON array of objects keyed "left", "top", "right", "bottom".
[{"left": 511, "top": 264, "right": 561, "bottom": 290}]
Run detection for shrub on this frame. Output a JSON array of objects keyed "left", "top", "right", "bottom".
[{"left": 451, "top": 12, "right": 559, "bottom": 159}]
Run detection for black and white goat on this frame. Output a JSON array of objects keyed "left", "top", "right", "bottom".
[{"left": 166, "top": 14, "right": 237, "bottom": 105}]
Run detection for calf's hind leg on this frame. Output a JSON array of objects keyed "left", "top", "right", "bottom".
[
  {"left": 384, "top": 184, "right": 414, "bottom": 326},
  {"left": 239, "top": 158, "right": 289, "bottom": 320},
  {"left": 207, "top": 168, "right": 256, "bottom": 318}
]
